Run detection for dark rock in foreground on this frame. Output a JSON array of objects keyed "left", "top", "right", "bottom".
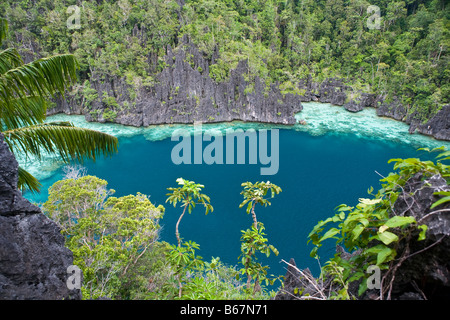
[
  {"left": 0, "top": 133, "right": 81, "bottom": 300},
  {"left": 415, "top": 104, "right": 450, "bottom": 141}
]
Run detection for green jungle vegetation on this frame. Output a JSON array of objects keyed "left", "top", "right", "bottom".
[
  {"left": 0, "top": 0, "right": 448, "bottom": 123},
  {"left": 0, "top": 0, "right": 449, "bottom": 300}
]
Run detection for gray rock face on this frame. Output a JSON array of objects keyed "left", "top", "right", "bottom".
[
  {"left": 415, "top": 104, "right": 450, "bottom": 141},
  {"left": 388, "top": 172, "right": 450, "bottom": 300},
  {"left": 317, "top": 78, "right": 349, "bottom": 106},
  {"left": 0, "top": 137, "right": 40, "bottom": 217},
  {"left": 394, "top": 172, "right": 450, "bottom": 239},
  {"left": 0, "top": 133, "right": 81, "bottom": 300},
  {"left": 76, "top": 41, "right": 303, "bottom": 127},
  {"left": 0, "top": 213, "right": 81, "bottom": 300},
  {"left": 376, "top": 96, "right": 408, "bottom": 121},
  {"left": 48, "top": 38, "right": 449, "bottom": 141}
]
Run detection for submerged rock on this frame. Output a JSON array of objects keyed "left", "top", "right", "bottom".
[
  {"left": 0, "top": 133, "right": 81, "bottom": 300},
  {"left": 343, "top": 101, "right": 363, "bottom": 113}
]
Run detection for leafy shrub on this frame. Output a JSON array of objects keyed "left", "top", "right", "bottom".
[{"left": 308, "top": 147, "right": 450, "bottom": 299}]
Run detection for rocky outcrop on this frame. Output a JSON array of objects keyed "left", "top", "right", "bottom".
[
  {"left": 317, "top": 78, "right": 348, "bottom": 106},
  {"left": 0, "top": 133, "right": 81, "bottom": 300},
  {"left": 0, "top": 143, "right": 41, "bottom": 218},
  {"left": 275, "top": 171, "right": 450, "bottom": 300},
  {"left": 57, "top": 40, "right": 303, "bottom": 127},
  {"left": 48, "top": 38, "right": 449, "bottom": 141},
  {"left": 386, "top": 172, "right": 450, "bottom": 300},
  {"left": 343, "top": 93, "right": 378, "bottom": 112},
  {"left": 413, "top": 104, "right": 450, "bottom": 141},
  {"left": 376, "top": 96, "right": 408, "bottom": 121}
]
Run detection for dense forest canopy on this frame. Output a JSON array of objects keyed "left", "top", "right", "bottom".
[{"left": 0, "top": 0, "right": 448, "bottom": 122}]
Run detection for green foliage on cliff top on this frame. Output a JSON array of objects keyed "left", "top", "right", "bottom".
[{"left": 0, "top": 0, "right": 448, "bottom": 120}]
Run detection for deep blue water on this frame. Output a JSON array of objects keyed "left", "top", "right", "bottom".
[{"left": 27, "top": 128, "right": 440, "bottom": 287}]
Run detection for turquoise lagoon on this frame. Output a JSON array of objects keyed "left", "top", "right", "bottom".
[{"left": 22, "top": 102, "right": 450, "bottom": 284}]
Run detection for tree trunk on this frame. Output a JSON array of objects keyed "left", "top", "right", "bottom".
[
  {"left": 175, "top": 204, "right": 188, "bottom": 247},
  {"left": 251, "top": 203, "right": 258, "bottom": 230}
]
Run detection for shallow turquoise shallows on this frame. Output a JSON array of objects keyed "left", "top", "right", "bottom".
[{"left": 22, "top": 102, "right": 450, "bottom": 287}]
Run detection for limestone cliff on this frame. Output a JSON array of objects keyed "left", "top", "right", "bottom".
[
  {"left": 48, "top": 41, "right": 450, "bottom": 142},
  {"left": 49, "top": 40, "right": 303, "bottom": 127}
]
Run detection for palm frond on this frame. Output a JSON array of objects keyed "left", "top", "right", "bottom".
[
  {"left": 0, "top": 54, "right": 79, "bottom": 104},
  {"left": 0, "top": 95, "right": 48, "bottom": 130},
  {"left": 3, "top": 122, "right": 118, "bottom": 163},
  {"left": 0, "top": 48, "right": 23, "bottom": 74},
  {"left": 18, "top": 166, "right": 42, "bottom": 194}
]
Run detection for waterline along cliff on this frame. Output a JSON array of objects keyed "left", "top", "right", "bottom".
[{"left": 48, "top": 38, "right": 450, "bottom": 141}]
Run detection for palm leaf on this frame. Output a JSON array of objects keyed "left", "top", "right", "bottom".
[
  {"left": 0, "top": 53, "right": 79, "bottom": 132},
  {"left": 18, "top": 166, "right": 42, "bottom": 194},
  {"left": 0, "top": 95, "right": 48, "bottom": 130},
  {"left": 0, "top": 18, "right": 117, "bottom": 195},
  {"left": 3, "top": 122, "right": 118, "bottom": 163},
  {"left": 0, "top": 54, "right": 79, "bottom": 106},
  {"left": 0, "top": 48, "right": 23, "bottom": 74}
]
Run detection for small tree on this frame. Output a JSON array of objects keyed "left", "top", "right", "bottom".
[
  {"left": 165, "top": 177, "right": 213, "bottom": 298},
  {"left": 43, "top": 175, "right": 165, "bottom": 299},
  {"left": 238, "top": 181, "right": 282, "bottom": 294},
  {"left": 166, "top": 177, "right": 214, "bottom": 247},
  {"left": 239, "top": 181, "right": 282, "bottom": 229}
]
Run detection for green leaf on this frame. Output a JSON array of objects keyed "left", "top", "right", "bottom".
[
  {"left": 436, "top": 151, "right": 450, "bottom": 159},
  {"left": 4, "top": 123, "right": 118, "bottom": 163},
  {"left": 384, "top": 216, "right": 416, "bottom": 228},
  {"left": 319, "top": 228, "right": 340, "bottom": 243},
  {"left": 309, "top": 247, "right": 318, "bottom": 258},
  {"left": 430, "top": 193, "right": 450, "bottom": 209},
  {"left": 17, "top": 166, "right": 42, "bottom": 193},
  {"left": 351, "top": 224, "right": 364, "bottom": 240},
  {"left": 348, "top": 271, "right": 365, "bottom": 283},
  {"left": 418, "top": 224, "right": 428, "bottom": 241},
  {"left": 377, "top": 247, "right": 395, "bottom": 265},
  {"left": 246, "top": 201, "right": 252, "bottom": 214},
  {"left": 358, "top": 279, "right": 368, "bottom": 297},
  {"left": 378, "top": 231, "right": 398, "bottom": 245}
]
